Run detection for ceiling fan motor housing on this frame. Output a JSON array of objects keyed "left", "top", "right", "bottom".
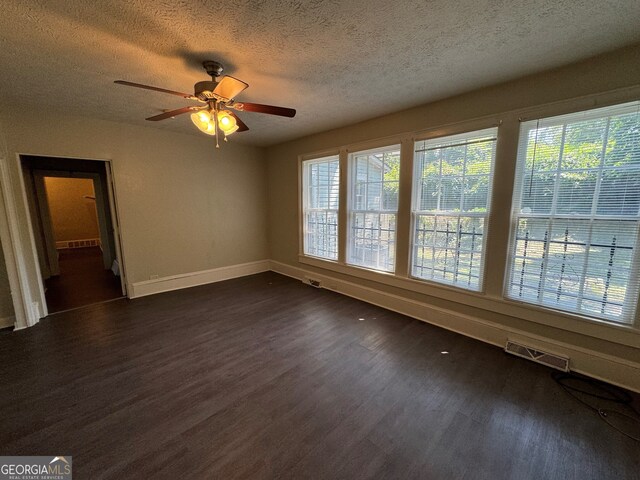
[
  {"left": 202, "top": 60, "right": 224, "bottom": 78},
  {"left": 194, "top": 80, "right": 218, "bottom": 100}
]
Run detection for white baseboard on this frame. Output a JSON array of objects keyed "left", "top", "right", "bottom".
[
  {"left": 129, "top": 260, "right": 271, "bottom": 299},
  {"left": 0, "top": 315, "right": 15, "bottom": 329},
  {"left": 269, "top": 260, "right": 640, "bottom": 393}
]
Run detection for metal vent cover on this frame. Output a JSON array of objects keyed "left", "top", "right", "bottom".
[
  {"left": 505, "top": 341, "right": 569, "bottom": 372},
  {"left": 304, "top": 278, "right": 321, "bottom": 288}
]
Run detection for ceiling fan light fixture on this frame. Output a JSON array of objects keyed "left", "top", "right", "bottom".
[
  {"left": 115, "top": 60, "right": 297, "bottom": 147},
  {"left": 223, "top": 125, "right": 239, "bottom": 137},
  {"left": 217, "top": 110, "right": 238, "bottom": 135},
  {"left": 190, "top": 111, "right": 216, "bottom": 136}
]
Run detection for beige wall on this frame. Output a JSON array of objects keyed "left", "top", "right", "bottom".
[
  {"left": 44, "top": 177, "right": 99, "bottom": 242},
  {"left": 265, "top": 44, "right": 640, "bottom": 368},
  {"left": 0, "top": 110, "right": 269, "bottom": 299}
]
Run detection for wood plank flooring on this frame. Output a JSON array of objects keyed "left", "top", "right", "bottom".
[
  {"left": 1, "top": 272, "right": 638, "bottom": 479},
  {"left": 44, "top": 246, "right": 123, "bottom": 313}
]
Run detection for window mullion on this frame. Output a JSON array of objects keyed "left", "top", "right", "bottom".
[
  {"left": 395, "top": 136, "right": 413, "bottom": 277},
  {"left": 338, "top": 149, "right": 348, "bottom": 264}
]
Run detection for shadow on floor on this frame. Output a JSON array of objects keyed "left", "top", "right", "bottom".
[{"left": 45, "top": 246, "right": 123, "bottom": 313}]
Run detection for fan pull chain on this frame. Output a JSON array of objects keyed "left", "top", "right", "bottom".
[{"left": 214, "top": 102, "right": 220, "bottom": 148}]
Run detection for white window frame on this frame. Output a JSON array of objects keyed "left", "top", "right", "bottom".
[
  {"left": 505, "top": 101, "right": 640, "bottom": 325},
  {"left": 347, "top": 144, "right": 401, "bottom": 273},
  {"left": 410, "top": 128, "right": 498, "bottom": 292},
  {"left": 301, "top": 155, "right": 340, "bottom": 261}
]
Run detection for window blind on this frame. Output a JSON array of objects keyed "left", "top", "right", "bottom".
[
  {"left": 507, "top": 101, "right": 640, "bottom": 324},
  {"left": 302, "top": 155, "right": 340, "bottom": 260},
  {"left": 411, "top": 128, "right": 497, "bottom": 290},
  {"left": 348, "top": 145, "right": 401, "bottom": 272}
]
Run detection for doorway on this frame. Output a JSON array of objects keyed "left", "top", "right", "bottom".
[{"left": 21, "top": 156, "right": 126, "bottom": 314}]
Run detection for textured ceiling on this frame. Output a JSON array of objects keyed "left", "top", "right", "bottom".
[{"left": 1, "top": 0, "right": 639, "bottom": 146}]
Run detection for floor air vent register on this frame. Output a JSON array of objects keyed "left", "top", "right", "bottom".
[{"left": 505, "top": 341, "right": 570, "bottom": 372}]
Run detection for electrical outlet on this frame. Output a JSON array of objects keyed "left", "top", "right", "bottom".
[{"left": 150, "top": 274, "right": 159, "bottom": 280}]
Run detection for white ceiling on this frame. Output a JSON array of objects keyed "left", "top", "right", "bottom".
[{"left": 1, "top": 0, "right": 639, "bottom": 146}]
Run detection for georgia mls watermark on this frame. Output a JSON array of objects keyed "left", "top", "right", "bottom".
[{"left": 0, "top": 456, "right": 72, "bottom": 480}]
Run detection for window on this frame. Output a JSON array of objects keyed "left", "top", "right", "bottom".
[
  {"left": 411, "top": 128, "right": 497, "bottom": 290},
  {"left": 348, "top": 145, "right": 400, "bottom": 272},
  {"left": 507, "top": 102, "right": 640, "bottom": 324},
  {"left": 302, "top": 155, "right": 340, "bottom": 260}
]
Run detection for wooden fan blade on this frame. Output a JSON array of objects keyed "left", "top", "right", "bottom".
[
  {"left": 230, "top": 101, "right": 296, "bottom": 118},
  {"left": 229, "top": 112, "right": 249, "bottom": 132},
  {"left": 115, "top": 80, "right": 197, "bottom": 100},
  {"left": 213, "top": 76, "right": 249, "bottom": 101},
  {"left": 145, "top": 106, "right": 202, "bottom": 121}
]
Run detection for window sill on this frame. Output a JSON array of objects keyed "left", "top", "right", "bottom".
[{"left": 298, "top": 254, "right": 640, "bottom": 349}]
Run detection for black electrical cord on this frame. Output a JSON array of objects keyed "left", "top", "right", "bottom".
[{"left": 552, "top": 371, "right": 640, "bottom": 442}]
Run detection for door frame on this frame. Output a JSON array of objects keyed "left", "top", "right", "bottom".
[
  {"left": 31, "top": 172, "right": 60, "bottom": 276},
  {"left": 33, "top": 171, "right": 114, "bottom": 273},
  {"left": 1, "top": 153, "right": 129, "bottom": 328}
]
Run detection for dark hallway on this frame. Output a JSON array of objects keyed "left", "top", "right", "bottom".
[{"left": 45, "top": 247, "right": 123, "bottom": 313}]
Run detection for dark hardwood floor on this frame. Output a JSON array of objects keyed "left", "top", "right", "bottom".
[
  {"left": 1, "top": 272, "right": 638, "bottom": 479},
  {"left": 44, "top": 247, "right": 123, "bottom": 313}
]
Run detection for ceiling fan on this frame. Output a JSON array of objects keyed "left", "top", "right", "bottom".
[{"left": 114, "top": 60, "right": 296, "bottom": 146}]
